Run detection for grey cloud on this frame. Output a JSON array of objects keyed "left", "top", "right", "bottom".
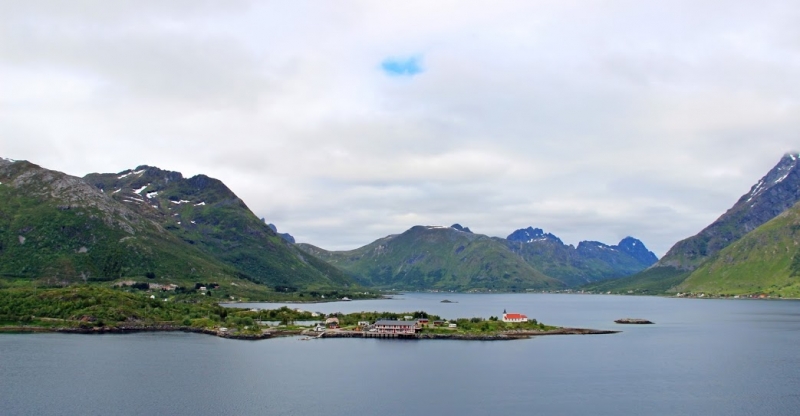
[{"left": 2, "top": 1, "right": 800, "bottom": 258}]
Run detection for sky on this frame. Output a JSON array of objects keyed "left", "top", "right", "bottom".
[{"left": 2, "top": 1, "right": 799, "bottom": 256}]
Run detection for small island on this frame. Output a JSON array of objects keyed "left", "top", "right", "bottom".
[{"left": 614, "top": 318, "right": 654, "bottom": 324}]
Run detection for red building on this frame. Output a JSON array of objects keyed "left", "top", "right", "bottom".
[{"left": 502, "top": 312, "right": 528, "bottom": 323}]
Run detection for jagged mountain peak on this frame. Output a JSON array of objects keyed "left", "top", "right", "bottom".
[
  {"left": 577, "top": 241, "right": 612, "bottom": 250},
  {"left": 507, "top": 226, "right": 563, "bottom": 244},
  {"left": 616, "top": 237, "right": 659, "bottom": 264},
  {"left": 265, "top": 221, "right": 296, "bottom": 244},
  {"left": 738, "top": 152, "right": 800, "bottom": 205},
  {"left": 450, "top": 224, "right": 473, "bottom": 233},
  {"left": 85, "top": 165, "right": 240, "bottom": 210}
]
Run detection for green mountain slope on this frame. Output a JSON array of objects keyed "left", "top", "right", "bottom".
[
  {"left": 659, "top": 153, "right": 800, "bottom": 271},
  {"left": 677, "top": 202, "right": 800, "bottom": 297},
  {"left": 298, "top": 225, "right": 563, "bottom": 291},
  {"left": 0, "top": 159, "right": 243, "bottom": 287},
  {"left": 583, "top": 267, "right": 690, "bottom": 295},
  {"left": 591, "top": 152, "right": 800, "bottom": 293},
  {"left": 83, "top": 165, "right": 355, "bottom": 291}
]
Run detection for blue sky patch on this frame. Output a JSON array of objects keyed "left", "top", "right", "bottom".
[{"left": 380, "top": 56, "right": 423, "bottom": 77}]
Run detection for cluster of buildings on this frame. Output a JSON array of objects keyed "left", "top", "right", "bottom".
[{"left": 313, "top": 310, "right": 529, "bottom": 336}]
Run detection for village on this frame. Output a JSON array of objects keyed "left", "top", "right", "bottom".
[{"left": 294, "top": 310, "right": 535, "bottom": 339}]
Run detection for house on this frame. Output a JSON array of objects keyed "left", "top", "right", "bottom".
[
  {"left": 325, "top": 317, "right": 340, "bottom": 329},
  {"left": 433, "top": 320, "right": 446, "bottom": 326},
  {"left": 373, "top": 320, "right": 417, "bottom": 335},
  {"left": 416, "top": 318, "right": 430, "bottom": 328},
  {"left": 357, "top": 321, "right": 370, "bottom": 329},
  {"left": 502, "top": 310, "right": 528, "bottom": 323}
]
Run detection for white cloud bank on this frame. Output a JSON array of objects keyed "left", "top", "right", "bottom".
[{"left": 2, "top": 0, "right": 799, "bottom": 255}]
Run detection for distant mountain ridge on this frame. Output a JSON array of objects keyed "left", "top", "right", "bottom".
[
  {"left": 299, "top": 224, "right": 657, "bottom": 290},
  {"left": 0, "top": 156, "right": 662, "bottom": 294},
  {"left": 299, "top": 225, "right": 563, "bottom": 291},
  {"left": 502, "top": 228, "right": 657, "bottom": 286}
]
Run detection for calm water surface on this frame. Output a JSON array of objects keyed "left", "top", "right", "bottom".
[{"left": 2, "top": 293, "right": 800, "bottom": 415}]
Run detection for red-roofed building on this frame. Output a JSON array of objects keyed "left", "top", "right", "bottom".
[{"left": 502, "top": 311, "right": 528, "bottom": 323}]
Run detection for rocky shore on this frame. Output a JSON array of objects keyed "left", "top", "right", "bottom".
[
  {"left": 315, "top": 327, "right": 619, "bottom": 341},
  {"left": 2, "top": 325, "right": 618, "bottom": 341},
  {"left": 1, "top": 325, "right": 305, "bottom": 341}
]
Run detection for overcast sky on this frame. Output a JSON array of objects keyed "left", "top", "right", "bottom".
[{"left": 2, "top": 1, "right": 799, "bottom": 256}]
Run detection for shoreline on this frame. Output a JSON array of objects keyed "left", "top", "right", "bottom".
[
  {"left": 0, "top": 325, "right": 619, "bottom": 341},
  {"left": 0, "top": 325, "right": 298, "bottom": 340},
  {"left": 316, "top": 327, "right": 619, "bottom": 341}
]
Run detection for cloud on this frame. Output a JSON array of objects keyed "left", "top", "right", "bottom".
[
  {"left": 381, "top": 55, "right": 423, "bottom": 77},
  {"left": 2, "top": 1, "right": 800, "bottom": 257}
]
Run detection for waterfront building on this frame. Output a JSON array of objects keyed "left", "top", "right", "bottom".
[
  {"left": 502, "top": 310, "right": 528, "bottom": 323},
  {"left": 373, "top": 320, "right": 417, "bottom": 335}
]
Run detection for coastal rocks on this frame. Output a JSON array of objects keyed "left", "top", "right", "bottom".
[
  {"left": 52, "top": 325, "right": 285, "bottom": 340},
  {"left": 614, "top": 318, "right": 654, "bottom": 324},
  {"left": 317, "top": 328, "right": 620, "bottom": 341}
]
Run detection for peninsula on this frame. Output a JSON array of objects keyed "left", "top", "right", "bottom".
[{"left": 0, "top": 286, "right": 617, "bottom": 341}]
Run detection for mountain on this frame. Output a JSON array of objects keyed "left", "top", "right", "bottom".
[
  {"left": 502, "top": 227, "right": 658, "bottom": 286},
  {"left": 616, "top": 237, "right": 660, "bottom": 265},
  {"left": 659, "top": 153, "right": 800, "bottom": 270},
  {"left": 0, "top": 158, "right": 236, "bottom": 286},
  {"left": 588, "top": 152, "right": 800, "bottom": 294},
  {"left": 676, "top": 201, "right": 800, "bottom": 297},
  {"left": 83, "top": 165, "right": 354, "bottom": 291},
  {"left": 298, "top": 225, "right": 563, "bottom": 291},
  {"left": 0, "top": 158, "right": 356, "bottom": 296}
]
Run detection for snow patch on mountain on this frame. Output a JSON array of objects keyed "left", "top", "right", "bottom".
[{"left": 118, "top": 169, "right": 145, "bottom": 180}]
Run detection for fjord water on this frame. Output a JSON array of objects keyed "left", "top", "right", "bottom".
[{"left": 2, "top": 294, "right": 799, "bottom": 416}]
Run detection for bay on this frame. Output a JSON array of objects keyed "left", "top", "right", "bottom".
[{"left": 2, "top": 293, "right": 800, "bottom": 415}]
